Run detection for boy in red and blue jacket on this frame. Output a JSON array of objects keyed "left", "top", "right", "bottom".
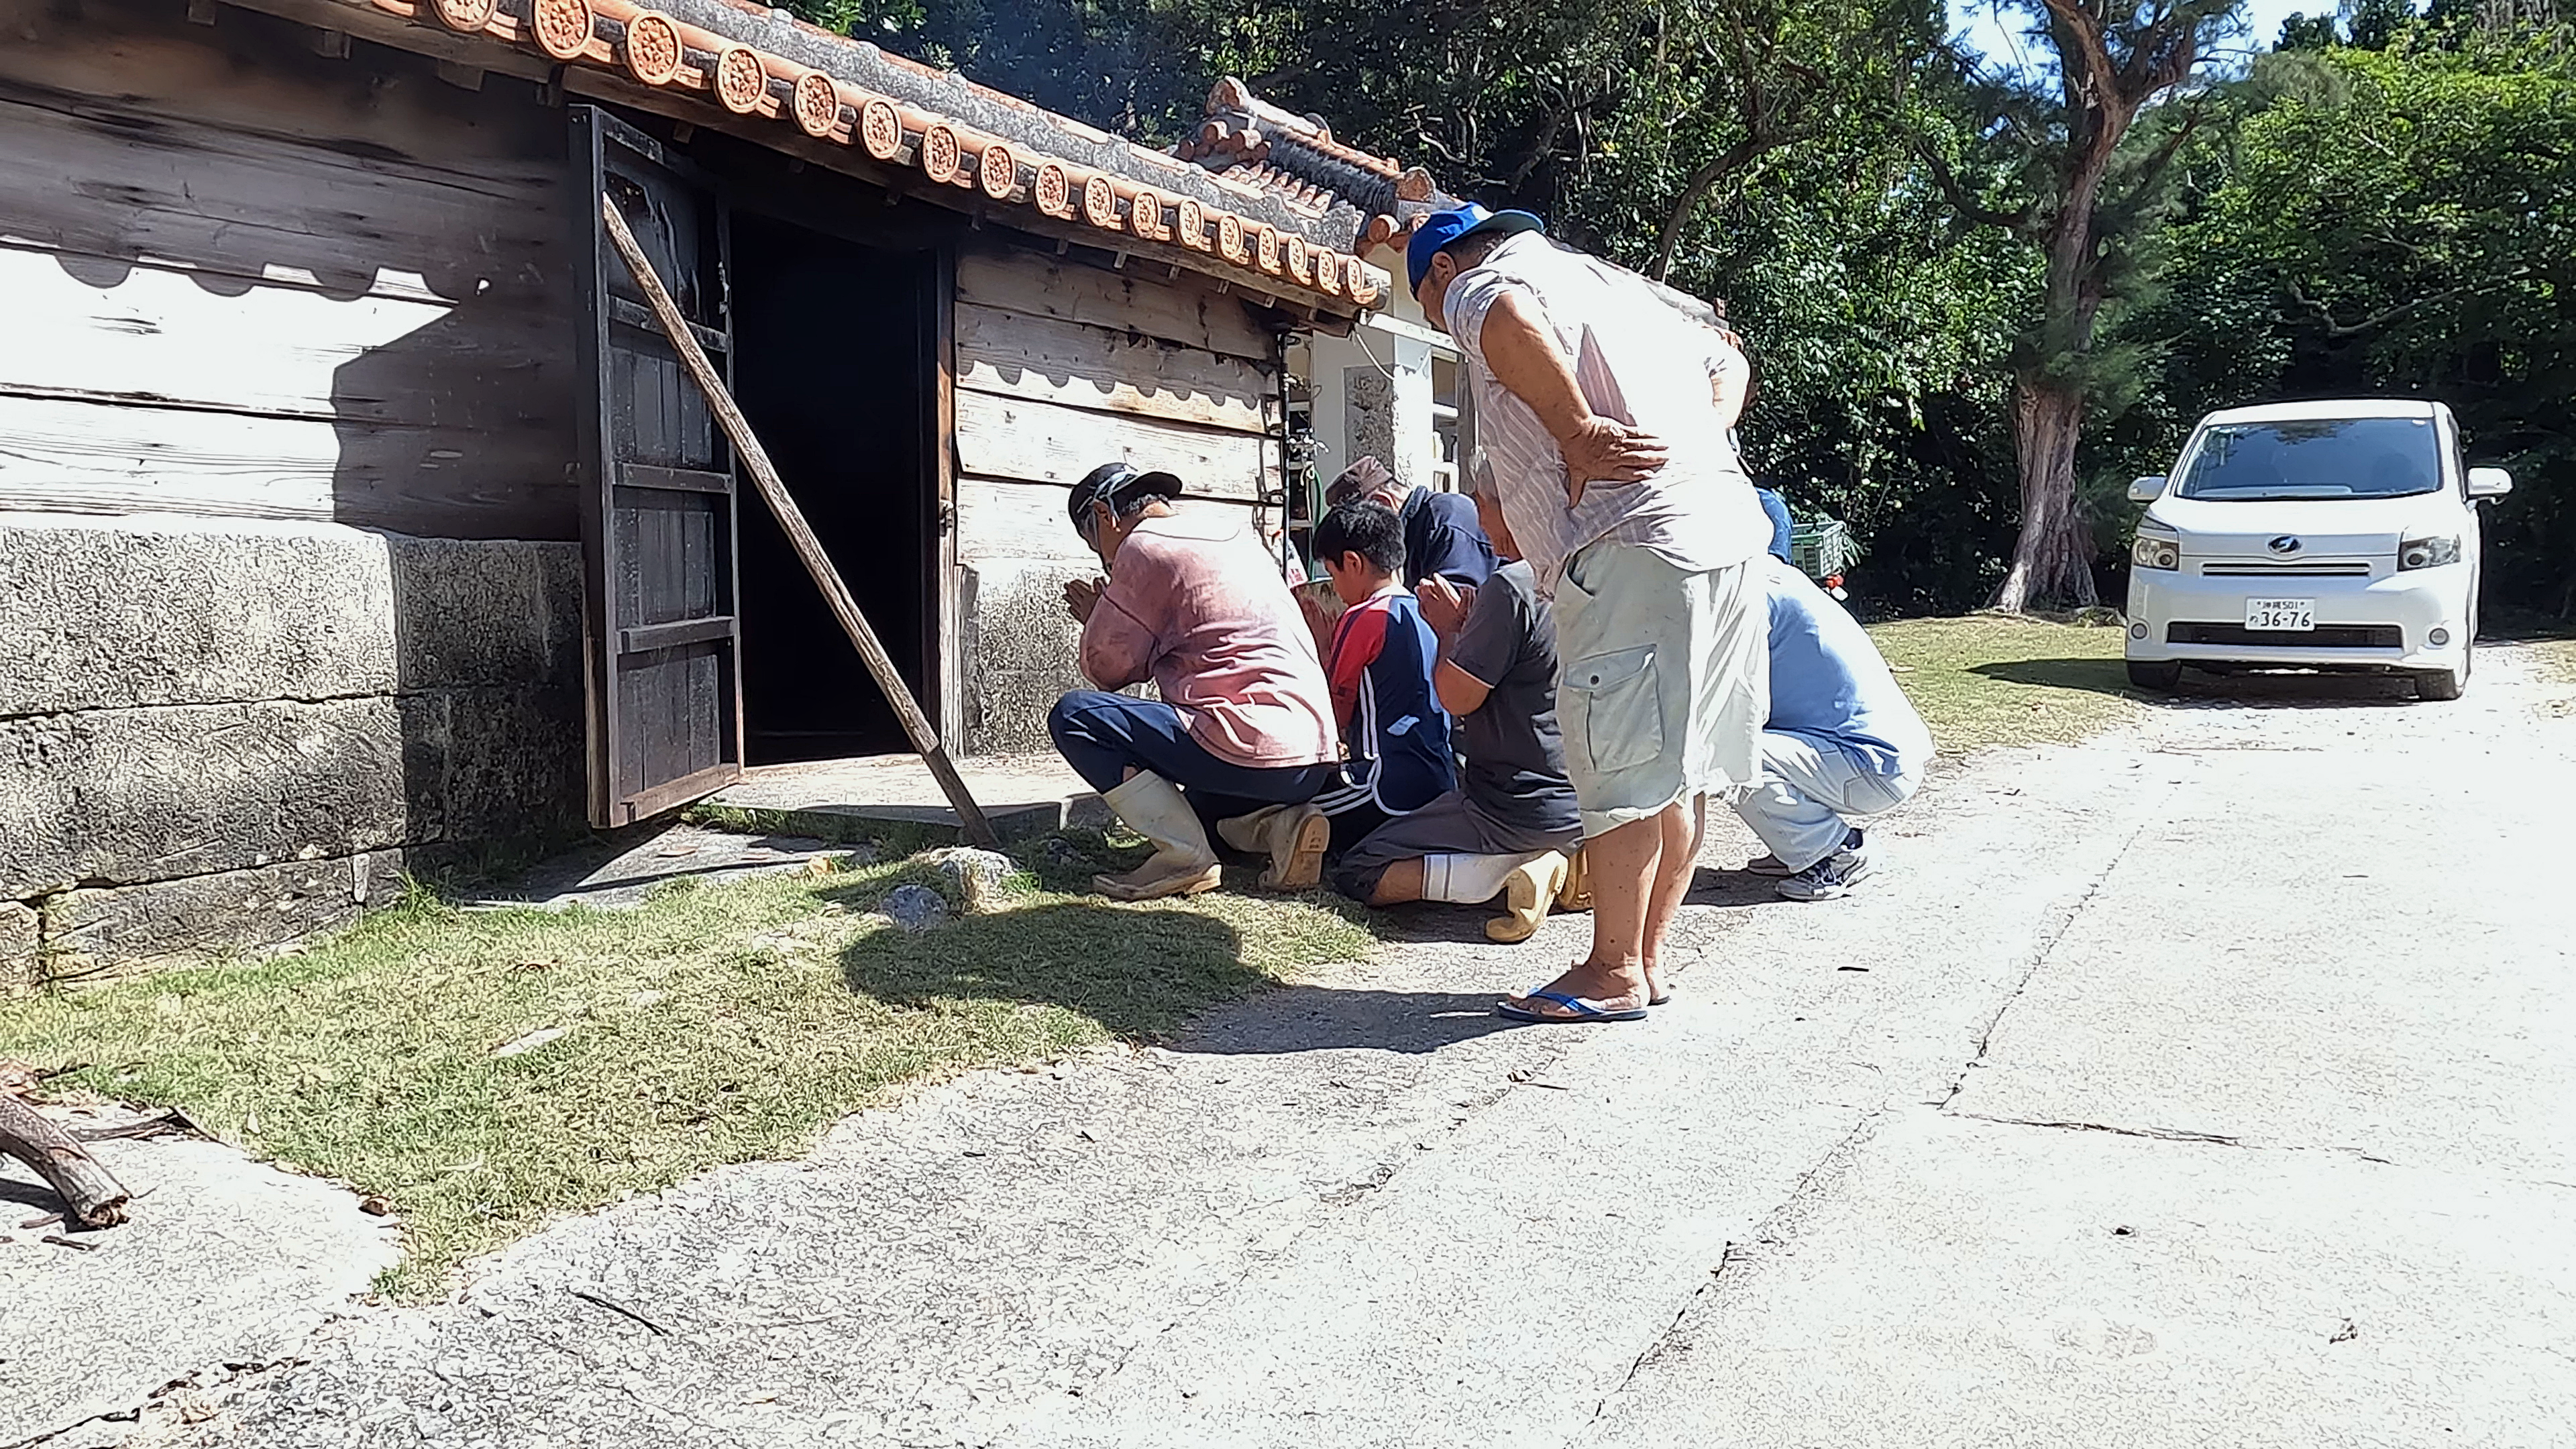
[{"left": 1307, "top": 501, "right": 1456, "bottom": 854}]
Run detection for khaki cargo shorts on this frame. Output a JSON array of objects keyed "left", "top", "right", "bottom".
[{"left": 1550, "top": 539, "right": 1767, "bottom": 839}]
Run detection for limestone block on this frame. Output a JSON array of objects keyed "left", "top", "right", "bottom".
[
  {"left": 965, "top": 559, "right": 1093, "bottom": 753},
  {"left": 386, "top": 537, "right": 584, "bottom": 690},
  {"left": 70, "top": 700, "right": 411, "bottom": 886},
  {"left": 0, "top": 518, "right": 398, "bottom": 716},
  {"left": 0, "top": 903, "right": 37, "bottom": 994},
  {"left": 436, "top": 686, "right": 588, "bottom": 843},
  {"left": 44, "top": 851, "right": 405, "bottom": 982},
  {"left": 0, "top": 717, "right": 80, "bottom": 899}
]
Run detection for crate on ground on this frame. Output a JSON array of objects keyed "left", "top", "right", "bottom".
[{"left": 1790, "top": 517, "right": 1860, "bottom": 580}]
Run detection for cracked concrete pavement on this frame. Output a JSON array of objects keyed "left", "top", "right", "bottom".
[{"left": 58, "top": 647, "right": 2576, "bottom": 1448}]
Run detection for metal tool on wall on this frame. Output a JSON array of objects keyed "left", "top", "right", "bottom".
[{"left": 598, "top": 191, "right": 1002, "bottom": 852}]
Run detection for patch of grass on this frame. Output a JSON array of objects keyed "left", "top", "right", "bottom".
[
  {"left": 0, "top": 841, "right": 1370, "bottom": 1299},
  {"left": 2522, "top": 636, "right": 2576, "bottom": 683},
  {"left": 1867, "top": 612, "right": 2143, "bottom": 753}
]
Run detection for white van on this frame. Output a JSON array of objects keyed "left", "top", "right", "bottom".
[{"left": 2124, "top": 399, "right": 2512, "bottom": 700}]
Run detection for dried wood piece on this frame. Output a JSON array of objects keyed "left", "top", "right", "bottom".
[
  {"left": 42, "top": 1233, "right": 97, "bottom": 1252},
  {"left": 0, "top": 1093, "right": 130, "bottom": 1228}
]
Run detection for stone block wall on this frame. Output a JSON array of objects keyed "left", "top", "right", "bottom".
[{"left": 0, "top": 515, "right": 586, "bottom": 984}]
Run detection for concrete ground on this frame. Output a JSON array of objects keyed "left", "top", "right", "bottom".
[{"left": 35, "top": 648, "right": 2576, "bottom": 1448}]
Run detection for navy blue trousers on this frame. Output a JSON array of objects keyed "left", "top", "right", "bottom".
[{"left": 1049, "top": 690, "right": 1336, "bottom": 826}]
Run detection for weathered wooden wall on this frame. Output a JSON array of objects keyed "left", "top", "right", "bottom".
[
  {"left": 0, "top": 0, "right": 586, "bottom": 985},
  {"left": 0, "top": 0, "right": 576, "bottom": 539},
  {"left": 947, "top": 248, "right": 1288, "bottom": 752}
]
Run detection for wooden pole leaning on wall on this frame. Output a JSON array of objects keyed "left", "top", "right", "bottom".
[{"left": 599, "top": 194, "right": 1002, "bottom": 852}]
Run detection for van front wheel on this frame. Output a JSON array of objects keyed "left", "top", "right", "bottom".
[
  {"left": 2414, "top": 665, "right": 2465, "bottom": 702},
  {"left": 2127, "top": 661, "right": 2184, "bottom": 692}
]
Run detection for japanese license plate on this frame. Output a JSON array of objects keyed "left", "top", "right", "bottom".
[{"left": 2244, "top": 598, "right": 2315, "bottom": 631}]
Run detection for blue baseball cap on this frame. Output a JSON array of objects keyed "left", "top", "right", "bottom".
[{"left": 1405, "top": 203, "right": 1544, "bottom": 296}]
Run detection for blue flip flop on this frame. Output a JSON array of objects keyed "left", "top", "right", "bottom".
[{"left": 1497, "top": 989, "right": 1652, "bottom": 1024}]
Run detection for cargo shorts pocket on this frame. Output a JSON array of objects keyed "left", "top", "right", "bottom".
[{"left": 1562, "top": 643, "right": 1664, "bottom": 778}]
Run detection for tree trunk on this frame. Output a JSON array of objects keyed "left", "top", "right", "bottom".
[{"left": 1991, "top": 374, "right": 2100, "bottom": 612}]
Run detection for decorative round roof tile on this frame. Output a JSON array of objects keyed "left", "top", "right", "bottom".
[
  {"left": 1283, "top": 233, "right": 1311, "bottom": 284},
  {"left": 1315, "top": 249, "right": 1342, "bottom": 295},
  {"left": 1254, "top": 223, "right": 1281, "bottom": 274},
  {"left": 532, "top": 0, "right": 592, "bottom": 61},
  {"left": 977, "top": 141, "right": 1017, "bottom": 200},
  {"left": 622, "top": 12, "right": 683, "bottom": 87},
  {"left": 919, "top": 123, "right": 962, "bottom": 184},
  {"left": 1128, "top": 189, "right": 1161, "bottom": 240},
  {"left": 1083, "top": 175, "right": 1119, "bottom": 229},
  {"left": 1217, "top": 211, "right": 1248, "bottom": 264},
  {"left": 714, "top": 46, "right": 767, "bottom": 115},
  {"left": 859, "top": 99, "right": 903, "bottom": 160},
  {"left": 432, "top": 0, "right": 495, "bottom": 34},
  {"left": 792, "top": 72, "right": 840, "bottom": 138},
  {"left": 1175, "top": 197, "right": 1206, "bottom": 250},
  {"left": 1034, "top": 163, "right": 1073, "bottom": 217},
  {"left": 1346, "top": 256, "right": 1379, "bottom": 303}
]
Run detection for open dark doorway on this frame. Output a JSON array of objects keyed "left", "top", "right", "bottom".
[{"left": 729, "top": 210, "right": 937, "bottom": 765}]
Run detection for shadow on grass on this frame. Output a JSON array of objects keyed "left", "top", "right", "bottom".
[
  {"left": 1970, "top": 656, "right": 2139, "bottom": 698},
  {"left": 826, "top": 830, "right": 1520, "bottom": 1055}
]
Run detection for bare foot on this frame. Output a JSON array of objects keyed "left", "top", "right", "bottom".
[{"left": 1501, "top": 959, "right": 1650, "bottom": 1019}]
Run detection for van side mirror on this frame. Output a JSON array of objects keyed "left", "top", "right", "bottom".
[
  {"left": 2467, "top": 466, "right": 2514, "bottom": 500},
  {"left": 2128, "top": 475, "right": 2167, "bottom": 503}
]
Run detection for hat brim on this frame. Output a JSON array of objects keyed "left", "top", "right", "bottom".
[
  {"left": 1411, "top": 209, "right": 1544, "bottom": 294},
  {"left": 1455, "top": 209, "right": 1544, "bottom": 246}
]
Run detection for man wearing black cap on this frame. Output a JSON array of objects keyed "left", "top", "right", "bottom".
[
  {"left": 1047, "top": 463, "right": 1341, "bottom": 900},
  {"left": 1324, "top": 455, "right": 1497, "bottom": 592},
  {"left": 1407, "top": 203, "right": 1775, "bottom": 1024}
]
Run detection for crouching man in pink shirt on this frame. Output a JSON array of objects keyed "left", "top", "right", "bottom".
[{"left": 1051, "top": 462, "right": 1343, "bottom": 901}]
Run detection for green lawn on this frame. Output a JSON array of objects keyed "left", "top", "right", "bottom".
[
  {"left": 1867, "top": 612, "right": 2141, "bottom": 753},
  {"left": 0, "top": 843, "right": 1368, "bottom": 1299}
]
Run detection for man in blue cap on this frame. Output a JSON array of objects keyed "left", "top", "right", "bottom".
[{"left": 1407, "top": 203, "right": 1774, "bottom": 1024}]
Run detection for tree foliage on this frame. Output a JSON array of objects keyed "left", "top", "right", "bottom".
[{"left": 787, "top": 0, "right": 2576, "bottom": 620}]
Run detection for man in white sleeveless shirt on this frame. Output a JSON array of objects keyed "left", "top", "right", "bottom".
[{"left": 1408, "top": 204, "right": 1771, "bottom": 1023}]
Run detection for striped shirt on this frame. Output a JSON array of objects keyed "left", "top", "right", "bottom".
[{"left": 1448, "top": 232, "right": 1772, "bottom": 594}]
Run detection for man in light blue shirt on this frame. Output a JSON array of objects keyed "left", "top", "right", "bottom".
[{"left": 1738, "top": 555, "right": 1934, "bottom": 900}]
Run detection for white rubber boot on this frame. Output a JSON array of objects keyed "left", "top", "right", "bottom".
[
  {"left": 1095, "top": 773, "right": 1222, "bottom": 901},
  {"left": 1216, "top": 804, "right": 1330, "bottom": 891}
]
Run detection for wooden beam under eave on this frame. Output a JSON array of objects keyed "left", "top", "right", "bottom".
[
  {"left": 549, "top": 67, "right": 1373, "bottom": 323},
  {"left": 213, "top": 0, "right": 557, "bottom": 83},
  {"left": 212, "top": 0, "right": 1377, "bottom": 323}
]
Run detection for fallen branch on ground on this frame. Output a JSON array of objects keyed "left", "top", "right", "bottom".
[{"left": 0, "top": 1092, "right": 131, "bottom": 1228}]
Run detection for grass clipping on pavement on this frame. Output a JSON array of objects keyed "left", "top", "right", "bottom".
[
  {"left": 0, "top": 842, "right": 1371, "bottom": 1299},
  {"left": 1867, "top": 612, "right": 2139, "bottom": 753}
]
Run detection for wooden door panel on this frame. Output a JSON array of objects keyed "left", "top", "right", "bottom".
[{"left": 572, "top": 107, "right": 745, "bottom": 826}]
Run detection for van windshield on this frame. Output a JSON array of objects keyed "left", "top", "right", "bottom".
[{"left": 2174, "top": 417, "right": 2443, "bottom": 501}]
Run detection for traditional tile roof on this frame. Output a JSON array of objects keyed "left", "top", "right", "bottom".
[
  {"left": 1175, "top": 78, "right": 1459, "bottom": 261},
  {"left": 313, "top": 0, "right": 1393, "bottom": 309}
]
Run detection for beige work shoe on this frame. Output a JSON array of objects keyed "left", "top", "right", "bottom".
[
  {"left": 1093, "top": 773, "right": 1222, "bottom": 902},
  {"left": 1487, "top": 851, "right": 1572, "bottom": 944},
  {"left": 1218, "top": 804, "right": 1330, "bottom": 891},
  {"left": 1554, "top": 845, "right": 1593, "bottom": 914}
]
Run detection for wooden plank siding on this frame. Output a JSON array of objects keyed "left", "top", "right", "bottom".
[
  {"left": 947, "top": 248, "right": 1290, "bottom": 751},
  {"left": 955, "top": 303, "right": 1277, "bottom": 435},
  {"left": 0, "top": 0, "right": 578, "bottom": 539},
  {"left": 952, "top": 392, "right": 1280, "bottom": 502},
  {"left": 954, "top": 251, "right": 1278, "bottom": 364}
]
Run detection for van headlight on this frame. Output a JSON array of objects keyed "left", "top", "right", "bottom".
[
  {"left": 2399, "top": 535, "right": 2461, "bottom": 571},
  {"left": 2131, "top": 532, "right": 2180, "bottom": 571}
]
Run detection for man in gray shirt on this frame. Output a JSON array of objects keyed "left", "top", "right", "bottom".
[{"left": 1332, "top": 485, "right": 1583, "bottom": 943}]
